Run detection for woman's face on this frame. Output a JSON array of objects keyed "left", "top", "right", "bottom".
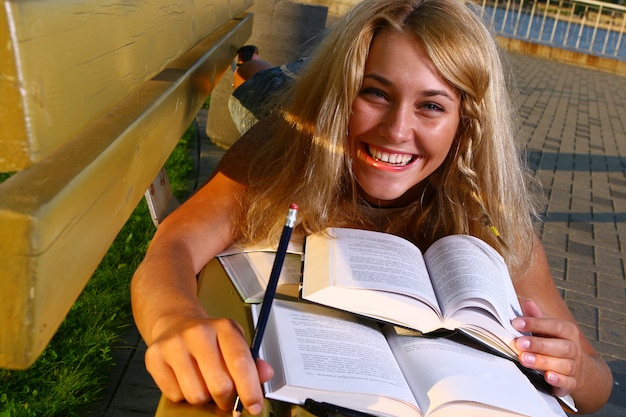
[{"left": 348, "top": 30, "right": 461, "bottom": 207}]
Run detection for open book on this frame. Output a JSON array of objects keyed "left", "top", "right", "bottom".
[
  {"left": 302, "top": 228, "right": 525, "bottom": 359},
  {"left": 217, "top": 241, "right": 302, "bottom": 303},
  {"left": 257, "top": 299, "right": 568, "bottom": 417}
]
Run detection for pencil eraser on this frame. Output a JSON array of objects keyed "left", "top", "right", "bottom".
[{"left": 290, "top": 203, "right": 299, "bottom": 210}]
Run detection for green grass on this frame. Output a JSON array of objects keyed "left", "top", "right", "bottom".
[
  {"left": 0, "top": 125, "right": 195, "bottom": 417},
  {"left": 0, "top": 172, "right": 14, "bottom": 182}
]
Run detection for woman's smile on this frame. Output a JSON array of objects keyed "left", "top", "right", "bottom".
[{"left": 356, "top": 142, "right": 419, "bottom": 171}]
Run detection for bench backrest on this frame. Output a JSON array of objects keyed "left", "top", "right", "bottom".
[{"left": 0, "top": 0, "right": 252, "bottom": 369}]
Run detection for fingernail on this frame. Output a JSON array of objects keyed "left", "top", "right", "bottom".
[
  {"left": 516, "top": 337, "right": 531, "bottom": 349},
  {"left": 522, "top": 352, "right": 536, "bottom": 365},
  {"left": 512, "top": 318, "right": 526, "bottom": 330},
  {"left": 249, "top": 403, "right": 263, "bottom": 415},
  {"left": 546, "top": 372, "right": 558, "bottom": 384}
]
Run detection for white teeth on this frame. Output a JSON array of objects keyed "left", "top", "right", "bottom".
[{"left": 367, "top": 145, "right": 414, "bottom": 166}]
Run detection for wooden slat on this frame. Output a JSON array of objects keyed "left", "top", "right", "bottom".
[
  {"left": 0, "top": 12, "right": 253, "bottom": 370},
  {"left": 0, "top": 0, "right": 251, "bottom": 171}
]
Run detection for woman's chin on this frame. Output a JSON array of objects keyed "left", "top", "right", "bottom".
[
  {"left": 358, "top": 188, "right": 414, "bottom": 208},
  {"left": 356, "top": 177, "right": 430, "bottom": 208}
]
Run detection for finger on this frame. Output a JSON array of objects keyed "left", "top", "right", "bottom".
[
  {"left": 516, "top": 327, "right": 579, "bottom": 357},
  {"left": 518, "top": 338, "right": 578, "bottom": 372},
  {"left": 212, "top": 320, "right": 267, "bottom": 414},
  {"left": 175, "top": 357, "right": 213, "bottom": 405},
  {"left": 520, "top": 298, "right": 544, "bottom": 318},
  {"left": 515, "top": 315, "right": 580, "bottom": 343},
  {"left": 512, "top": 299, "right": 545, "bottom": 334},
  {"left": 518, "top": 345, "right": 577, "bottom": 372},
  {"left": 545, "top": 369, "right": 577, "bottom": 395},
  {"left": 145, "top": 344, "right": 185, "bottom": 403},
  {"left": 191, "top": 318, "right": 261, "bottom": 411},
  {"left": 256, "top": 358, "right": 275, "bottom": 383},
  {"left": 551, "top": 381, "right": 571, "bottom": 398},
  {"left": 516, "top": 338, "right": 578, "bottom": 394},
  {"left": 517, "top": 352, "right": 577, "bottom": 396},
  {"left": 153, "top": 341, "right": 213, "bottom": 405},
  {"left": 516, "top": 299, "right": 582, "bottom": 345},
  {"left": 191, "top": 320, "right": 244, "bottom": 409}
]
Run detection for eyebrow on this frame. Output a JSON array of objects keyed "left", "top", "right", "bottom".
[{"left": 363, "top": 73, "right": 457, "bottom": 102}]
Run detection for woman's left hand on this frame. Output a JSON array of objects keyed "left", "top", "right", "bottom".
[
  {"left": 512, "top": 298, "right": 582, "bottom": 397},
  {"left": 511, "top": 239, "right": 612, "bottom": 413}
]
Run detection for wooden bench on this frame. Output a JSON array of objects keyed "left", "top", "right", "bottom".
[{"left": 0, "top": 0, "right": 253, "bottom": 370}]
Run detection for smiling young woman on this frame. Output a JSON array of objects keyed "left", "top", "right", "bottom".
[{"left": 131, "top": 0, "right": 613, "bottom": 414}]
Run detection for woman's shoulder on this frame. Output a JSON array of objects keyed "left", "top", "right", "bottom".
[
  {"left": 217, "top": 116, "right": 279, "bottom": 175},
  {"left": 235, "top": 116, "right": 279, "bottom": 148}
]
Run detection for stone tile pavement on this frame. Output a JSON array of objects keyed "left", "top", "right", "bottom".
[
  {"left": 510, "top": 53, "right": 626, "bottom": 415},
  {"left": 89, "top": 53, "right": 626, "bottom": 416}
]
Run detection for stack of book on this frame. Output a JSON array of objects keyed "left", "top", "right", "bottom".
[{"left": 219, "top": 228, "right": 576, "bottom": 417}]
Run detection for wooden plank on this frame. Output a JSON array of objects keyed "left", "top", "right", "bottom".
[
  {"left": 0, "top": 0, "right": 252, "bottom": 171},
  {"left": 155, "top": 395, "right": 301, "bottom": 417},
  {"left": 0, "top": 13, "right": 253, "bottom": 369},
  {"left": 197, "top": 259, "right": 256, "bottom": 342}
]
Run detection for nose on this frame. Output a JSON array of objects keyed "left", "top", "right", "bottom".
[{"left": 381, "top": 103, "right": 414, "bottom": 144}]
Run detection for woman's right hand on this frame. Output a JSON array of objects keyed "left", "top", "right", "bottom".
[
  {"left": 144, "top": 315, "right": 274, "bottom": 414},
  {"left": 132, "top": 124, "right": 274, "bottom": 413}
]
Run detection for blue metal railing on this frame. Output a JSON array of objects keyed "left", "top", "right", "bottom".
[{"left": 469, "top": 0, "right": 626, "bottom": 61}]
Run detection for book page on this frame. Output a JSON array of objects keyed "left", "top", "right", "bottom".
[
  {"left": 258, "top": 300, "right": 421, "bottom": 416},
  {"left": 218, "top": 252, "right": 301, "bottom": 302},
  {"left": 217, "top": 237, "right": 304, "bottom": 256},
  {"left": 304, "top": 228, "right": 439, "bottom": 312},
  {"left": 247, "top": 252, "right": 302, "bottom": 286},
  {"left": 384, "top": 326, "right": 566, "bottom": 417},
  {"left": 424, "top": 235, "right": 522, "bottom": 337}
]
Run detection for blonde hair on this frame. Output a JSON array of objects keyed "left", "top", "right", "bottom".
[{"left": 235, "top": 0, "right": 539, "bottom": 272}]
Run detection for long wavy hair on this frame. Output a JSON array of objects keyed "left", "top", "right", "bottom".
[{"left": 234, "top": 0, "right": 540, "bottom": 272}]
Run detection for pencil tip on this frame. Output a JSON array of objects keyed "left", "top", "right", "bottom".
[{"left": 233, "top": 396, "right": 243, "bottom": 417}]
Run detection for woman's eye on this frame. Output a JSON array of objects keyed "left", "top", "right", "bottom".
[
  {"left": 422, "top": 102, "right": 444, "bottom": 112},
  {"left": 361, "top": 87, "right": 386, "bottom": 99}
]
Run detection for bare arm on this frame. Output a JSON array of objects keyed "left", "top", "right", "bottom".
[
  {"left": 512, "top": 237, "right": 612, "bottom": 414},
  {"left": 131, "top": 124, "right": 274, "bottom": 414}
]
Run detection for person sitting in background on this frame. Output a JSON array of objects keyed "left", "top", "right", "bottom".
[
  {"left": 131, "top": 0, "right": 613, "bottom": 414},
  {"left": 229, "top": 45, "right": 308, "bottom": 134}
]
